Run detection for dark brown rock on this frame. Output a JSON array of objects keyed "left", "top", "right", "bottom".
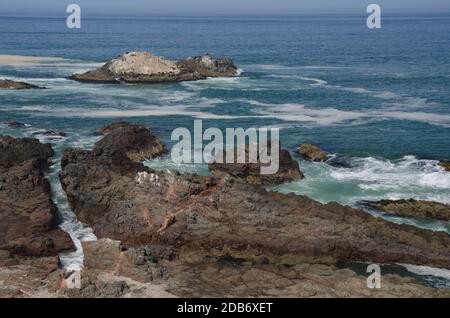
[
  {"left": 180, "top": 54, "right": 239, "bottom": 78},
  {"left": 0, "top": 255, "right": 63, "bottom": 297},
  {"left": 0, "top": 79, "right": 42, "bottom": 90},
  {"left": 364, "top": 199, "right": 450, "bottom": 222},
  {"left": 96, "top": 121, "right": 133, "bottom": 136},
  {"left": 59, "top": 128, "right": 450, "bottom": 270},
  {"left": 439, "top": 161, "right": 450, "bottom": 171},
  {"left": 76, "top": 240, "right": 450, "bottom": 298},
  {"left": 299, "top": 144, "right": 328, "bottom": 162},
  {"left": 94, "top": 122, "right": 165, "bottom": 162},
  {"left": 0, "top": 135, "right": 73, "bottom": 257},
  {"left": 208, "top": 144, "right": 304, "bottom": 185},
  {"left": 0, "top": 135, "right": 54, "bottom": 169}
]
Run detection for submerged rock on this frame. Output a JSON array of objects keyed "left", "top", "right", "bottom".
[
  {"left": 0, "top": 135, "right": 73, "bottom": 257},
  {"left": 208, "top": 144, "right": 304, "bottom": 185},
  {"left": 59, "top": 124, "right": 450, "bottom": 270},
  {"left": 4, "top": 121, "right": 28, "bottom": 128},
  {"left": 94, "top": 122, "right": 165, "bottom": 161},
  {"left": 439, "top": 161, "right": 450, "bottom": 171},
  {"left": 298, "top": 144, "right": 328, "bottom": 162},
  {"left": 0, "top": 79, "right": 42, "bottom": 89},
  {"left": 32, "top": 130, "right": 67, "bottom": 138},
  {"left": 364, "top": 199, "right": 450, "bottom": 222},
  {"left": 69, "top": 51, "right": 239, "bottom": 84}
]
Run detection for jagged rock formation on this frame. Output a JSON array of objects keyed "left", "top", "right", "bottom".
[
  {"left": 94, "top": 122, "right": 165, "bottom": 161},
  {"left": 208, "top": 144, "right": 304, "bottom": 185},
  {"left": 59, "top": 123, "right": 450, "bottom": 270},
  {"left": 0, "top": 135, "right": 73, "bottom": 256},
  {"left": 69, "top": 52, "right": 239, "bottom": 84}
]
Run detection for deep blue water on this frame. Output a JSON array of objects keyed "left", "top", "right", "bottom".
[
  {"left": 1, "top": 14, "right": 449, "bottom": 157},
  {"left": 1, "top": 13, "right": 450, "bottom": 283}
]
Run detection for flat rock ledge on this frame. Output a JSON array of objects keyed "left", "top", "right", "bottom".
[
  {"left": 364, "top": 199, "right": 450, "bottom": 222},
  {"left": 58, "top": 238, "right": 450, "bottom": 298},
  {"left": 69, "top": 51, "right": 240, "bottom": 84}
]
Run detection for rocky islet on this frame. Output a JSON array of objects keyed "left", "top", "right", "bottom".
[{"left": 69, "top": 51, "right": 240, "bottom": 84}]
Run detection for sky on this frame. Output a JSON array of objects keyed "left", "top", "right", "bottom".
[{"left": 0, "top": 0, "right": 449, "bottom": 16}]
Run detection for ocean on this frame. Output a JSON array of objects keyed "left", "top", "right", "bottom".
[{"left": 0, "top": 14, "right": 449, "bottom": 284}]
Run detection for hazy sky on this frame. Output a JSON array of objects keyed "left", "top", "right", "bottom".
[{"left": 1, "top": 0, "right": 449, "bottom": 16}]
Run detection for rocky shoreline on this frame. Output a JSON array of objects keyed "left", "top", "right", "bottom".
[
  {"left": 1, "top": 122, "right": 450, "bottom": 297},
  {"left": 69, "top": 52, "right": 240, "bottom": 84}
]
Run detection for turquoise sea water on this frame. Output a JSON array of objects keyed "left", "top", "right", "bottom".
[{"left": 0, "top": 14, "right": 449, "bottom": 283}]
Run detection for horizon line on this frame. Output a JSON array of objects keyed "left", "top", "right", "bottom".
[{"left": 1, "top": 11, "right": 450, "bottom": 19}]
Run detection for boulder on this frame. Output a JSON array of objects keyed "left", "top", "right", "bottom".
[
  {"left": 69, "top": 51, "right": 239, "bottom": 84},
  {"left": 299, "top": 144, "right": 328, "bottom": 162},
  {"left": 93, "top": 122, "right": 165, "bottom": 161},
  {"left": 0, "top": 79, "right": 42, "bottom": 89},
  {"left": 208, "top": 144, "right": 304, "bottom": 185},
  {"left": 0, "top": 135, "right": 54, "bottom": 168},
  {"left": 364, "top": 199, "right": 450, "bottom": 222},
  {"left": 0, "top": 135, "right": 73, "bottom": 257}
]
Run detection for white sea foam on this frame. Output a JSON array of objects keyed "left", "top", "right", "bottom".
[
  {"left": 0, "top": 54, "right": 103, "bottom": 68},
  {"left": 244, "top": 64, "right": 344, "bottom": 70},
  {"left": 48, "top": 163, "right": 97, "bottom": 272},
  {"left": 0, "top": 75, "right": 68, "bottom": 82},
  {"left": 373, "top": 111, "right": 450, "bottom": 127},
  {"left": 277, "top": 154, "right": 450, "bottom": 210},
  {"left": 23, "top": 105, "right": 240, "bottom": 120},
  {"left": 400, "top": 264, "right": 450, "bottom": 282},
  {"left": 298, "top": 77, "right": 328, "bottom": 86},
  {"left": 330, "top": 156, "right": 450, "bottom": 194}
]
